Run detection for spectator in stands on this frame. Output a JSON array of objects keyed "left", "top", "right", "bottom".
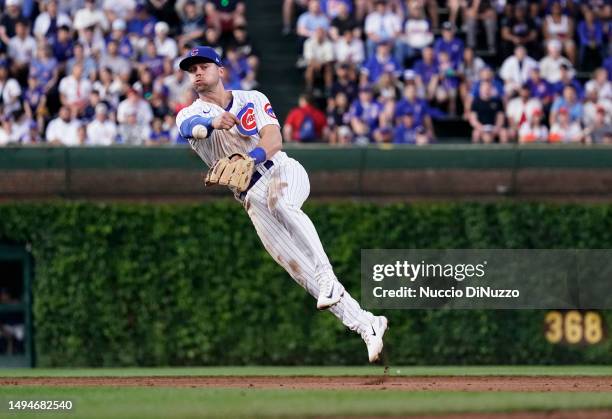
[
  {"left": 0, "top": 61, "right": 22, "bottom": 117},
  {"left": 177, "top": 0, "right": 206, "bottom": 49},
  {"left": 303, "top": 27, "right": 335, "bottom": 93},
  {"left": 86, "top": 103, "right": 117, "bottom": 145},
  {"left": 59, "top": 62, "right": 92, "bottom": 117},
  {"left": 433, "top": 22, "right": 464, "bottom": 67},
  {"left": 117, "top": 88, "right": 153, "bottom": 127},
  {"left": 23, "top": 75, "right": 47, "bottom": 129},
  {"left": 506, "top": 84, "right": 543, "bottom": 141},
  {"left": 551, "top": 63, "right": 583, "bottom": 99},
  {"left": 329, "top": 1, "right": 359, "bottom": 41},
  {"left": 118, "top": 111, "right": 150, "bottom": 145},
  {"left": 429, "top": 51, "right": 459, "bottom": 115},
  {"left": 349, "top": 86, "right": 382, "bottom": 144},
  {"left": 0, "top": 0, "right": 25, "bottom": 44},
  {"left": 550, "top": 85, "right": 583, "bottom": 124},
  {"left": 465, "top": 0, "right": 497, "bottom": 53},
  {"left": 585, "top": 68, "right": 612, "bottom": 102},
  {"left": 297, "top": 0, "right": 330, "bottom": 47},
  {"left": 396, "top": 78, "right": 434, "bottom": 139},
  {"left": 139, "top": 40, "right": 165, "bottom": 78},
  {"left": 153, "top": 21, "right": 178, "bottom": 60},
  {"left": 45, "top": 106, "right": 80, "bottom": 145},
  {"left": 361, "top": 41, "right": 401, "bottom": 85},
  {"left": 34, "top": 0, "right": 72, "bottom": 40},
  {"left": 413, "top": 46, "right": 437, "bottom": 88},
  {"left": 374, "top": 69, "right": 401, "bottom": 102},
  {"left": 393, "top": 109, "right": 429, "bottom": 145},
  {"left": 8, "top": 19, "right": 36, "bottom": 78},
  {"left": 127, "top": 4, "right": 157, "bottom": 43},
  {"left": 334, "top": 28, "right": 365, "bottom": 65},
  {"left": 31, "top": 43, "right": 59, "bottom": 95},
  {"left": 518, "top": 108, "right": 548, "bottom": 143},
  {"left": 458, "top": 47, "right": 486, "bottom": 113},
  {"left": 526, "top": 67, "right": 554, "bottom": 108},
  {"left": 549, "top": 107, "right": 584, "bottom": 143},
  {"left": 469, "top": 81, "right": 507, "bottom": 143},
  {"left": 465, "top": 66, "right": 504, "bottom": 116},
  {"left": 540, "top": 40, "right": 574, "bottom": 84},
  {"left": 326, "top": 91, "right": 352, "bottom": 144},
  {"left": 583, "top": 85, "right": 611, "bottom": 126},
  {"left": 364, "top": 0, "right": 402, "bottom": 58},
  {"left": 283, "top": 94, "right": 327, "bottom": 142},
  {"left": 501, "top": 4, "right": 538, "bottom": 59},
  {"left": 282, "top": 0, "right": 309, "bottom": 35},
  {"left": 205, "top": 0, "right": 246, "bottom": 33},
  {"left": 66, "top": 43, "right": 97, "bottom": 81},
  {"left": 108, "top": 19, "right": 134, "bottom": 59},
  {"left": 52, "top": 25, "right": 75, "bottom": 67},
  {"left": 92, "top": 66, "right": 122, "bottom": 108},
  {"left": 396, "top": 0, "right": 433, "bottom": 66},
  {"left": 578, "top": 9, "right": 605, "bottom": 71},
  {"left": 543, "top": 1, "right": 576, "bottom": 64},
  {"left": 331, "top": 62, "right": 359, "bottom": 102},
  {"left": 99, "top": 40, "right": 131, "bottom": 79},
  {"left": 74, "top": 0, "right": 109, "bottom": 34},
  {"left": 224, "top": 46, "right": 257, "bottom": 90},
  {"left": 103, "top": 0, "right": 137, "bottom": 21},
  {"left": 148, "top": 117, "right": 171, "bottom": 144},
  {"left": 163, "top": 62, "right": 192, "bottom": 110},
  {"left": 78, "top": 21, "right": 106, "bottom": 58},
  {"left": 500, "top": 45, "right": 538, "bottom": 99},
  {"left": 230, "top": 24, "right": 259, "bottom": 75},
  {"left": 585, "top": 106, "right": 612, "bottom": 144}
]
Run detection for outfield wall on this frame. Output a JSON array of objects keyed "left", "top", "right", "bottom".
[
  {"left": 1, "top": 145, "right": 612, "bottom": 200},
  {"left": 0, "top": 202, "right": 611, "bottom": 367}
]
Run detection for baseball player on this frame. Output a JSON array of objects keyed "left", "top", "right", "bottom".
[{"left": 175, "top": 46, "right": 388, "bottom": 362}]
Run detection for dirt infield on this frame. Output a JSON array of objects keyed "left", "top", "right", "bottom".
[{"left": 1, "top": 375, "right": 611, "bottom": 392}]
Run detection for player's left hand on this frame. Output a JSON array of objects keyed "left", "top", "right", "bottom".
[
  {"left": 204, "top": 153, "right": 255, "bottom": 192},
  {"left": 212, "top": 112, "right": 240, "bottom": 130}
]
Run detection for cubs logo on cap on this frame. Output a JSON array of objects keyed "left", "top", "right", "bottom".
[
  {"left": 179, "top": 46, "right": 222, "bottom": 71},
  {"left": 236, "top": 103, "right": 258, "bottom": 136}
]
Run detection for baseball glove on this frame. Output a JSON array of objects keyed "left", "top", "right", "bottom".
[{"left": 204, "top": 153, "right": 255, "bottom": 192}]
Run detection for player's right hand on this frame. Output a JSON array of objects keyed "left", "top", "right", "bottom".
[{"left": 212, "top": 112, "right": 240, "bottom": 130}]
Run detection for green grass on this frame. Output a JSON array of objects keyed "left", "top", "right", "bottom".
[
  {"left": 0, "top": 367, "right": 611, "bottom": 418},
  {"left": 2, "top": 365, "right": 612, "bottom": 377},
  {"left": 0, "top": 388, "right": 611, "bottom": 419}
]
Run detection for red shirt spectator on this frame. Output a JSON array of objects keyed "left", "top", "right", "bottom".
[{"left": 283, "top": 94, "right": 327, "bottom": 142}]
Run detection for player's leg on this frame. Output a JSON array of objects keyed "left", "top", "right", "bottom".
[
  {"left": 265, "top": 159, "right": 344, "bottom": 309},
  {"left": 246, "top": 194, "right": 387, "bottom": 361}
]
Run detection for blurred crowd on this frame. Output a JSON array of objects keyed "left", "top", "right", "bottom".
[
  {"left": 282, "top": 0, "right": 611, "bottom": 144},
  {"left": 0, "top": 0, "right": 258, "bottom": 146}
]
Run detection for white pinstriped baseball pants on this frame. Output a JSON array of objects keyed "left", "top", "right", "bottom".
[{"left": 242, "top": 154, "right": 375, "bottom": 334}]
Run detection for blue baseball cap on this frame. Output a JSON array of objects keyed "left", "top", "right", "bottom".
[{"left": 179, "top": 46, "right": 222, "bottom": 71}]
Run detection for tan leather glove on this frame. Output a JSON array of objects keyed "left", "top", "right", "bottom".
[{"left": 204, "top": 153, "right": 255, "bottom": 192}]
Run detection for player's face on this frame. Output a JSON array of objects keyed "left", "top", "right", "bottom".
[{"left": 187, "top": 62, "right": 223, "bottom": 93}]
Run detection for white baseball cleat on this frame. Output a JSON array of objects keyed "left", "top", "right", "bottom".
[
  {"left": 316, "top": 278, "right": 344, "bottom": 310},
  {"left": 361, "top": 316, "right": 388, "bottom": 363}
]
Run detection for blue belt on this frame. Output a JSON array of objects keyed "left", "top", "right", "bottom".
[{"left": 239, "top": 160, "right": 274, "bottom": 200}]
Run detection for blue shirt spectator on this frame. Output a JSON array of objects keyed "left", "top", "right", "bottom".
[
  {"left": 433, "top": 23, "right": 464, "bottom": 66},
  {"left": 551, "top": 96, "right": 583, "bottom": 123},
  {"left": 393, "top": 113, "right": 424, "bottom": 144},
  {"left": 395, "top": 97, "right": 430, "bottom": 127},
  {"left": 361, "top": 51, "right": 401, "bottom": 83},
  {"left": 128, "top": 6, "right": 157, "bottom": 38},
  {"left": 413, "top": 58, "right": 437, "bottom": 85},
  {"left": 349, "top": 95, "right": 383, "bottom": 132}
]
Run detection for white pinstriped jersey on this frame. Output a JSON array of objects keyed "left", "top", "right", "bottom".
[{"left": 175, "top": 89, "right": 284, "bottom": 168}]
